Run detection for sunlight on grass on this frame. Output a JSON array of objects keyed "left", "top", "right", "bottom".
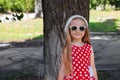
[
  {"left": 89, "top": 10, "right": 120, "bottom": 32},
  {"left": 1, "top": 10, "right": 120, "bottom": 42},
  {"left": 0, "top": 18, "right": 43, "bottom": 42}
]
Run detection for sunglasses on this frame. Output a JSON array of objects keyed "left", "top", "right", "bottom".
[{"left": 70, "top": 26, "right": 86, "bottom": 31}]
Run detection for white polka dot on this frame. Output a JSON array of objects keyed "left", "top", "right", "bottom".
[
  {"left": 83, "top": 76, "right": 85, "bottom": 79},
  {"left": 75, "top": 71, "right": 77, "bottom": 74},
  {"left": 79, "top": 54, "right": 81, "bottom": 56},
  {"left": 73, "top": 49, "right": 75, "bottom": 51},
  {"left": 82, "top": 56, "right": 84, "bottom": 59},
  {"left": 87, "top": 61, "right": 88, "bottom": 63},
  {"left": 74, "top": 54, "right": 77, "bottom": 56},
  {"left": 75, "top": 59, "right": 77, "bottom": 61},
  {"left": 76, "top": 64, "right": 78, "bottom": 66},
  {"left": 79, "top": 66, "right": 81, "bottom": 69},
  {"left": 82, "top": 69, "right": 84, "bottom": 71},
  {"left": 73, "top": 57, "right": 75, "bottom": 59},
  {"left": 83, "top": 61, "right": 85, "bottom": 64},
  {"left": 85, "top": 74, "right": 88, "bottom": 76},
  {"left": 73, "top": 62, "right": 75, "bottom": 64},
  {"left": 76, "top": 76, "right": 78, "bottom": 79},
  {"left": 81, "top": 64, "right": 83, "bottom": 66},
  {"left": 74, "top": 67, "right": 76, "bottom": 69},
  {"left": 84, "top": 54, "right": 86, "bottom": 56},
  {"left": 84, "top": 66, "right": 86, "bottom": 69},
  {"left": 76, "top": 52, "right": 78, "bottom": 54},
  {"left": 80, "top": 59, "right": 82, "bottom": 61}
]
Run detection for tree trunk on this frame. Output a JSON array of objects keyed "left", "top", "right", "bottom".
[
  {"left": 35, "top": 0, "right": 43, "bottom": 18},
  {"left": 103, "top": 0, "right": 107, "bottom": 10},
  {"left": 42, "top": 0, "right": 90, "bottom": 80}
]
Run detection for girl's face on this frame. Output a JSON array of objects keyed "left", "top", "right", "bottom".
[{"left": 69, "top": 18, "right": 86, "bottom": 42}]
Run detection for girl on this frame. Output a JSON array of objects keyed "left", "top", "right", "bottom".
[{"left": 58, "top": 15, "right": 98, "bottom": 80}]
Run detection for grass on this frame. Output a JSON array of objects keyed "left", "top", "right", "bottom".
[
  {"left": 89, "top": 10, "right": 120, "bottom": 32},
  {"left": 0, "top": 18, "right": 43, "bottom": 42},
  {"left": 97, "top": 70, "right": 111, "bottom": 80},
  {"left": 0, "top": 10, "right": 120, "bottom": 42}
]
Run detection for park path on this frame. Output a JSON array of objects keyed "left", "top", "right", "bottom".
[{"left": 0, "top": 34, "right": 120, "bottom": 79}]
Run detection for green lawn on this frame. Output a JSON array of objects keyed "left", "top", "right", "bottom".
[
  {"left": 89, "top": 10, "right": 120, "bottom": 32},
  {"left": 0, "top": 18, "right": 43, "bottom": 42},
  {"left": 0, "top": 10, "right": 120, "bottom": 42}
]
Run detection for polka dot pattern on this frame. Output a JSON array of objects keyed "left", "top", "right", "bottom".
[{"left": 64, "top": 43, "right": 95, "bottom": 80}]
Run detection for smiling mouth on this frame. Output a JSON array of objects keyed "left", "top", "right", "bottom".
[{"left": 75, "top": 34, "right": 81, "bottom": 35}]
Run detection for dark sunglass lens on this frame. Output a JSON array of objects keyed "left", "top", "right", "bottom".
[
  {"left": 79, "top": 26, "right": 85, "bottom": 31},
  {"left": 71, "top": 26, "right": 77, "bottom": 31}
]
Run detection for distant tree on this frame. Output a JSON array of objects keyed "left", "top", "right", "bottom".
[
  {"left": 90, "top": 0, "right": 109, "bottom": 10},
  {"left": 0, "top": 0, "right": 34, "bottom": 13},
  {"left": 23, "top": 0, "right": 34, "bottom": 12},
  {"left": 90, "top": 0, "right": 98, "bottom": 9},
  {"left": 0, "top": 0, "right": 12, "bottom": 12},
  {"left": 109, "top": 0, "right": 120, "bottom": 10},
  {"left": 35, "top": 0, "right": 42, "bottom": 18}
]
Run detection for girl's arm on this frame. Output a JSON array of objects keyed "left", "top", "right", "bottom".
[
  {"left": 91, "top": 47, "right": 98, "bottom": 80},
  {"left": 57, "top": 54, "right": 65, "bottom": 80}
]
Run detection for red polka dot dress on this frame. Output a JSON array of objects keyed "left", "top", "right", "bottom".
[{"left": 64, "top": 43, "right": 95, "bottom": 80}]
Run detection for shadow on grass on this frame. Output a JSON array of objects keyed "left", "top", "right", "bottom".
[
  {"left": 9, "top": 34, "right": 44, "bottom": 48},
  {"left": 98, "top": 70, "right": 111, "bottom": 80},
  {"left": 89, "top": 18, "right": 120, "bottom": 32}
]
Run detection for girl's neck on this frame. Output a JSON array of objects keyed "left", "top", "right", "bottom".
[
  {"left": 72, "top": 39, "right": 84, "bottom": 46},
  {"left": 72, "top": 39, "right": 82, "bottom": 43}
]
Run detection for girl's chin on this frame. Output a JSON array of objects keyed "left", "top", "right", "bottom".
[{"left": 73, "top": 37, "right": 83, "bottom": 40}]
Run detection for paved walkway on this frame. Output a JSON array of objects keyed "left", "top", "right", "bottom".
[
  {"left": 0, "top": 34, "right": 120, "bottom": 79},
  {"left": 90, "top": 34, "right": 120, "bottom": 79},
  {"left": 0, "top": 46, "right": 44, "bottom": 77},
  {"left": 91, "top": 34, "right": 120, "bottom": 70}
]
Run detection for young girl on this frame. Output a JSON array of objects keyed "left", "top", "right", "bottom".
[{"left": 58, "top": 15, "right": 98, "bottom": 80}]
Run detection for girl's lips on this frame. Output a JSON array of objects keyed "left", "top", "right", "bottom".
[{"left": 74, "top": 34, "right": 81, "bottom": 35}]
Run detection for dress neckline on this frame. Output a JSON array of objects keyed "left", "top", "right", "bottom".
[{"left": 72, "top": 43, "right": 86, "bottom": 47}]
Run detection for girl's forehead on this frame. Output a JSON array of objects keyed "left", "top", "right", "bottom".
[{"left": 70, "top": 19, "right": 86, "bottom": 26}]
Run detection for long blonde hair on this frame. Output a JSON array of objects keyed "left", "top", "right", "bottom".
[{"left": 63, "top": 16, "right": 91, "bottom": 75}]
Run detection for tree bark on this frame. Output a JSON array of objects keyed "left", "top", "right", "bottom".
[
  {"left": 42, "top": 0, "right": 90, "bottom": 80},
  {"left": 35, "top": 0, "right": 43, "bottom": 18}
]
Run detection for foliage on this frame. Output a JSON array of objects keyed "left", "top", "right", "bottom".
[
  {"left": 90, "top": 0, "right": 109, "bottom": 9},
  {"left": 0, "top": 0, "right": 34, "bottom": 13},
  {"left": 108, "top": 0, "right": 120, "bottom": 9},
  {"left": 90, "top": 0, "right": 120, "bottom": 10}
]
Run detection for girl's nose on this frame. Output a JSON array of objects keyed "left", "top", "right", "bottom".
[{"left": 76, "top": 28, "right": 80, "bottom": 32}]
